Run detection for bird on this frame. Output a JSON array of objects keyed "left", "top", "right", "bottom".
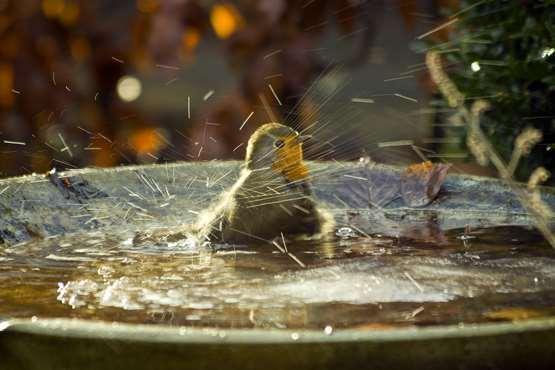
[{"left": 134, "top": 122, "right": 334, "bottom": 246}]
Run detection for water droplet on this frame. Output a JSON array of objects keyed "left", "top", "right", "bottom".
[
  {"left": 97, "top": 265, "right": 115, "bottom": 277},
  {"left": 336, "top": 227, "right": 356, "bottom": 239}
]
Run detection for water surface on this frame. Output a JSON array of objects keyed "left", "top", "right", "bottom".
[{"left": 1, "top": 226, "right": 555, "bottom": 330}]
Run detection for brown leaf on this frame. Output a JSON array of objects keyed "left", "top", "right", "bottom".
[{"left": 400, "top": 161, "right": 451, "bottom": 207}]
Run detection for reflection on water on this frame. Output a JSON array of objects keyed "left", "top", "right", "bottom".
[{"left": 1, "top": 226, "right": 555, "bottom": 329}]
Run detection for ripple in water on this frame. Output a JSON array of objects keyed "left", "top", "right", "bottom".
[{"left": 1, "top": 226, "right": 555, "bottom": 329}]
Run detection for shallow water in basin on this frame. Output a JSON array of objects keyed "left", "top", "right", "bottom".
[{"left": 1, "top": 226, "right": 555, "bottom": 330}]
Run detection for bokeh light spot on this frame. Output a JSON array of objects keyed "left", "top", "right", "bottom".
[
  {"left": 541, "top": 47, "right": 554, "bottom": 59},
  {"left": 129, "top": 128, "right": 167, "bottom": 160},
  {"left": 42, "top": 0, "right": 65, "bottom": 18},
  {"left": 182, "top": 28, "right": 201, "bottom": 52},
  {"left": 116, "top": 76, "right": 142, "bottom": 102},
  {"left": 210, "top": 3, "right": 243, "bottom": 39},
  {"left": 137, "top": 0, "right": 159, "bottom": 14},
  {"left": 59, "top": 1, "right": 80, "bottom": 26}
]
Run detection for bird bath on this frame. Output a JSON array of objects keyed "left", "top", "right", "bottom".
[{"left": 1, "top": 161, "right": 555, "bottom": 369}]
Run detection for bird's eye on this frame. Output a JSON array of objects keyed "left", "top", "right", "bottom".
[{"left": 274, "top": 139, "right": 284, "bottom": 148}]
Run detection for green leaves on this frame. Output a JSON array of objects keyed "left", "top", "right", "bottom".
[{"left": 428, "top": 0, "right": 555, "bottom": 182}]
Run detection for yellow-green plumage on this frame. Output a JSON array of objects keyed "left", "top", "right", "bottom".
[{"left": 135, "top": 123, "right": 333, "bottom": 245}]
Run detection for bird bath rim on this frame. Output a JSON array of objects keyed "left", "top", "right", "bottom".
[{"left": 3, "top": 316, "right": 555, "bottom": 344}]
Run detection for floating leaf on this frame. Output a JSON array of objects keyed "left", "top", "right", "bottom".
[{"left": 400, "top": 161, "right": 451, "bottom": 207}]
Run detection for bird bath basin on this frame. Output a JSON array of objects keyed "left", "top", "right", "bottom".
[{"left": 1, "top": 161, "right": 555, "bottom": 369}]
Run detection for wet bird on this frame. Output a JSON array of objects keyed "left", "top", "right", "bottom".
[
  {"left": 197, "top": 122, "right": 333, "bottom": 243},
  {"left": 135, "top": 123, "right": 333, "bottom": 245}
]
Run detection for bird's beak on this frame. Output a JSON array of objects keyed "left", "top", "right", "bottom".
[{"left": 298, "top": 134, "right": 312, "bottom": 143}]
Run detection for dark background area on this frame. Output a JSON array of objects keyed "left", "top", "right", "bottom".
[{"left": 0, "top": 0, "right": 497, "bottom": 178}]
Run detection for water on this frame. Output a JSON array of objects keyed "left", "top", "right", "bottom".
[{"left": 1, "top": 226, "right": 555, "bottom": 330}]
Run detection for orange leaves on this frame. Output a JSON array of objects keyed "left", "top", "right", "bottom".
[{"left": 405, "top": 161, "right": 434, "bottom": 176}]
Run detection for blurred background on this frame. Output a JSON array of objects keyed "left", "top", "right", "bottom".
[{"left": 0, "top": 0, "right": 553, "bottom": 181}]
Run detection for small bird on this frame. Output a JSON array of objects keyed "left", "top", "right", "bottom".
[
  {"left": 135, "top": 123, "right": 333, "bottom": 245},
  {"left": 197, "top": 122, "right": 333, "bottom": 243}
]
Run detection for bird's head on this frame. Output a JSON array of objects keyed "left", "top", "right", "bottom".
[{"left": 245, "top": 123, "right": 310, "bottom": 183}]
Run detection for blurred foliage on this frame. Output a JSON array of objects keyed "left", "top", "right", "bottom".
[
  {"left": 0, "top": 0, "right": 444, "bottom": 177},
  {"left": 0, "top": 0, "right": 385, "bottom": 176},
  {"left": 425, "top": 0, "right": 555, "bottom": 183}
]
